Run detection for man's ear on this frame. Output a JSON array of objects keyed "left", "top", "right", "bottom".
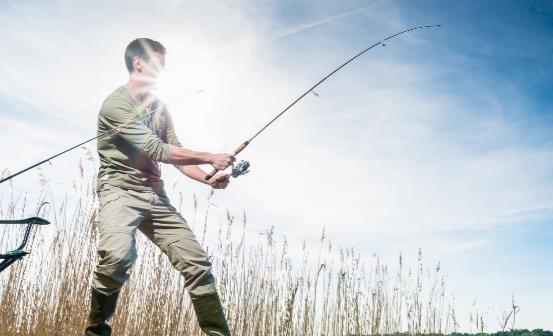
[{"left": 134, "top": 56, "right": 143, "bottom": 72}]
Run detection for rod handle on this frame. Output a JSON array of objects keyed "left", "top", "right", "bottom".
[{"left": 204, "top": 141, "right": 250, "bottom": 181}]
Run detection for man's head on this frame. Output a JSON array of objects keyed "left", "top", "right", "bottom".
[{"left": 125, "top": 38, "right": 166, "bottom": 82}]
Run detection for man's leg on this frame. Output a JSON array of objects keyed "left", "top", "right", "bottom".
[
  {"left": 86, "top": 186, "right": 148, "bottom": 336},
  {"left": 85, "top": 290, "right": 120, "bottom": 336},
  {"left": 140, "top": 191, "right": 231, "bottom": 336}
]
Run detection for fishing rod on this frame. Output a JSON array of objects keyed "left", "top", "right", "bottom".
[
  {"left": 0, "top": 87, "right": 212, "bottom": 185},
  {"left": 0, "top": 25, "right": 440, "bottom": 185},
  {"left": 205, "top": 24, "right": 441, "bottom": 180},
  {"left": 0, "top": 101, "right": 166, "bottom": 185}
]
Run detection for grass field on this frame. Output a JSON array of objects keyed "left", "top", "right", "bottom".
[{"left": 0, "top": 163, "right": 501, "bottom": 336}]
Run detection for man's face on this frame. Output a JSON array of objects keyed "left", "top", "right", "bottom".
[{"left": 135, "top": 51, "right": 165, "bottom": 83}]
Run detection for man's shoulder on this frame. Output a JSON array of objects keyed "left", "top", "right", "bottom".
[{"left": 100, "top": 86, "right": 134, "bottom": 115}]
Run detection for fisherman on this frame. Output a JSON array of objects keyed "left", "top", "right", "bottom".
[{"left": 85, "top": 38, "right": 234, "bottom": 336}]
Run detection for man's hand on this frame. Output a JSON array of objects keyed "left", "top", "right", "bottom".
[
  {"left": 209, "top": 153, "right": 235, "bottom": 171},
  {"left": 208, "top": 173, "right": 231, "bottom": 189}
]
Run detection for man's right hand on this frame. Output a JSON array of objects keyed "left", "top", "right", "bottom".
[{"left": 209, "top": 153, "right": 236, "bottom": 171}]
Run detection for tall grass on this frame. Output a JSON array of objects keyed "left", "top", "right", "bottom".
[{"left": 1, "top": 159, "right": 473, "bottom": 336}]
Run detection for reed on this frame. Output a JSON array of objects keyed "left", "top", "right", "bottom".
[{"left": 0, "top": 159, "right": 478, "bottom": 336}]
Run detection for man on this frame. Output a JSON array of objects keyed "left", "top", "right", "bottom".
[{"left": 85, "top": 38, "right": 234, "bottom": 336}]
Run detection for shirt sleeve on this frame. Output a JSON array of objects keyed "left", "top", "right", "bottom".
[
  {"left": 164, "top": 107, "right": 182, "bottom": 147},
  {"left": 99, "top": 97, "right": 172, "bottom": 163},
  {"left": 162, "top": 106, "right": 187, "bottom": 170}
]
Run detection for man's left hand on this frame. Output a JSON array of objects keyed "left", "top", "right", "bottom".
[{"left": 208, "top": 173, "right": 231, "bottom": 189}]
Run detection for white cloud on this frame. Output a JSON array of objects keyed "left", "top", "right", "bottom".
[
  {"left": 270, "top": 2, "right": 381, "bottom": 42},
  {"left": 0, "top": 0, "right": 548, "bottom": 251}
]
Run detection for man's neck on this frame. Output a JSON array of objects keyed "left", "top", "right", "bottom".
[{"left": 126, "top": 77, "right": 152, "bottom": 103}]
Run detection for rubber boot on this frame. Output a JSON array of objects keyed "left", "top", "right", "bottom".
[
  {"left": 84, "top": 289, "right": 120, "bottom": 336},
  {"left": 191, "top": 292, "right": 231, "bottom": 336}
]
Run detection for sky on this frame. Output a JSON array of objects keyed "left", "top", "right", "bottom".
[{"left": 0, "top": 0, "right": 552, "bottom": 331}]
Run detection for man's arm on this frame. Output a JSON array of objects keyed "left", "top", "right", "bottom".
[
  {"left": 100, "top": 98, "right": 173, "bottom": 163},
  {"left": 174, "top": 163, "right": 230, "bottom": 189},
  {"left": 101, "top": 97, "right": 234, "bottom": 171},
  {"left": 169, "top": 146, "right": 234, "bottom": 170}
]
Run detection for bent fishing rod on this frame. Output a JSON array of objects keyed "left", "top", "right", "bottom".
[
  {"left": 204, "top": 24, "right": 441, "bottom": 180},
  {"left": 0, "top": 103, "right": 166, "bottom": 185},
  {"left": 0, "top": 25, "right": 440, "bottom": 185}
]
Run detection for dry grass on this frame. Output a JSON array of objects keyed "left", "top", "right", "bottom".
[{"left": 0, "top": 160, "right": 467, "bottom": 336}]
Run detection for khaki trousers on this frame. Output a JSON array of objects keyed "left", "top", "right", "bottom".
[{"left": 92, "top": 184, "right": 217, "bottom": 299}]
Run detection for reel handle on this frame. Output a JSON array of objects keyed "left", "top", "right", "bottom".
[{"left": 205, "top": 141, "right": 250, "bottom": 181}]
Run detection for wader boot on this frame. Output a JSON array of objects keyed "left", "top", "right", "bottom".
[
  {"left": 191, "top": 292, "right": 231, "bottom": 336},
  {"left": 84, "top": 289, "right": 120, "bottom": 336}
]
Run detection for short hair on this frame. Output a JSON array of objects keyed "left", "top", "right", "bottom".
[{"left": 124, "top": 38, "right": 166, "bottom": 72}]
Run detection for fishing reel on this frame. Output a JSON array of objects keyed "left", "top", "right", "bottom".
[{"left": 231, "top": 160, "right": 250, "bottom": 178}]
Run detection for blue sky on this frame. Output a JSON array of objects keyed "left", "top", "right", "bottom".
[{"left": 0, "top": 0, "right": 552, "bottom": 331}]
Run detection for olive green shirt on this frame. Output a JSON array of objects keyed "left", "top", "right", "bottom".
[{"left": 96, "top": 85, "right": 181, "bottom": 192}]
